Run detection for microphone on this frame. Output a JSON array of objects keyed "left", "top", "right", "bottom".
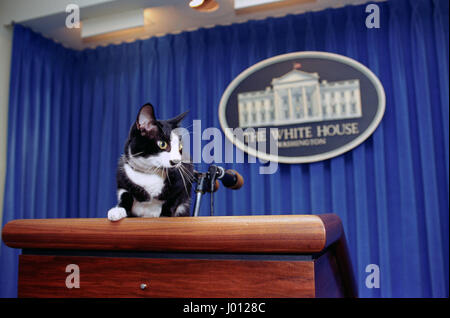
[
  {"left": 192, "top": 165, "right": 244, "bottom": 217},
  {"left": 216, "top": 167, "right": 244, "bottom": 190}
]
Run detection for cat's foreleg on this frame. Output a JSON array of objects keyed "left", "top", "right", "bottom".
[
  {"left": 107, "top": 189, "right": 134, "bottom": 221},
  {"left": 160, "top": 200, "right": 190, "bottom": 217}
]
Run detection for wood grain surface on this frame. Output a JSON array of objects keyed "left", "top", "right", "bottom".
[
  {"left": 18, "top": 255, "right": 316, "bottom": 298},
  {"left": 3, "top": 214, "right": 342, "bottom": 253}
]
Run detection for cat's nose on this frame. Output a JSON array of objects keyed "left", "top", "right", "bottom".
[{"left": 170, "top": 160, "right": 181, "bottom": 166}]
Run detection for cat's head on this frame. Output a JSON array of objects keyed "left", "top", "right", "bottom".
[{"left": 125, "top": 103, "right": 188, "bottom": 169}]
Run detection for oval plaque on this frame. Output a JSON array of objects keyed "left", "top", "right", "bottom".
[{"left": 218, "top": 51, "right": 386, "bottom": 163}]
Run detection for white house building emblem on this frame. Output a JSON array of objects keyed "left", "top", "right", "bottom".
[
  {"left": 238, "top": 64, "right": 362, "bottom": 128},
  {"left": 219, "top": 52, "right": 385, "bottom": 164}
]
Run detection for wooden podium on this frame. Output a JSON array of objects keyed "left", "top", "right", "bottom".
[{"left": 2, "top": 214, "right": 357, "bottom": 298}]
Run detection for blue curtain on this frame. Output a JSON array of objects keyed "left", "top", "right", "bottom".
[{"left": 1, "top": 0, "right": 448, "bottom": 298}]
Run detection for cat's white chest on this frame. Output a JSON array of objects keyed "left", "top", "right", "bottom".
[
  {"left": 132, "top": 200, "right": 164, "bottom": 217},
  {"left": 124, "top": 164, "right": 165, "bottom": 198},
  {"left": 123, "top": 164, "right": 165, "bottom": 217}
]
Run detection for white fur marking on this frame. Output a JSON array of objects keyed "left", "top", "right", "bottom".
[
  {"left": 174, "top": 205, "right": 187, "bottom": 216},
  {"left": 123, "top": 164, "right": 166, "bottom": 217},
  {"left": 117, "top": 189, "right": 126, "bottom": 201},
  {"left": 124, "top": 164, "right": 165, "bottom": 198},
  {"left": 131, "top": 132, "right": 181, "bottom": 168},
  {"left": 169, "top": 132, "right": 182, "bottom": 162},
  {"left": 132, "top": 200, "right": 164, "bottom": 217},
  {"left": 107, "top": 207, "right": 127, "bottom": 221}
]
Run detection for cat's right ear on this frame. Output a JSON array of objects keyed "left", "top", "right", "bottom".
[{"left": 136, "top": 103, "right": 157, "bottom": 135}]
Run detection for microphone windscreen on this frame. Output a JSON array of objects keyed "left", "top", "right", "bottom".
[{"left": 227, "top": 169, "right": 244, "bottom": 190}]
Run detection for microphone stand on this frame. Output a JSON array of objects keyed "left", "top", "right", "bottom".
[
  {"left": 193, "top": 173, "right": 206, "bottom": 217},
  {"left": 192, "top": 165, "right": 220, "bottom": 217}
]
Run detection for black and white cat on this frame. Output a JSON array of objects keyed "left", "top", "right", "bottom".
[{"left": 107, "top": 103, "right": 193, "bottom": 221}]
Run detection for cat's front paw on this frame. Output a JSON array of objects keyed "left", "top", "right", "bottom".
[{"left": 107, "top": 207, "right": 127, "bottom": 221}]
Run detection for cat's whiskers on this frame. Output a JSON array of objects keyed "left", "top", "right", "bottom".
[
  {"left": 177, "top": 167, "right": 189, "bottom": 196},
  {"left": 147, "top": 165, "right": 166, "bottom": 179},
  {"left": 179, "top": 164, "right": 195, "bottom": 182},
  {"left": 130, "top": 151, "right": 144, "bottom": 157},
  {"left": 181, "top": 124, "right": 193, "bottom": 130},
  {"left": 177, "top": 132, "right": 193, "bottom": 139},
  {"left": 129, "top": 158, "right": 166, "bottom": 179},
  {"left": 165, "top": 167, "right": 171, "bottom": 184}
]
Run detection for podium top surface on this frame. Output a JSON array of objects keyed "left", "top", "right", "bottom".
[{"left": 2, "top": 214, "right": 343, "bottom": 254}]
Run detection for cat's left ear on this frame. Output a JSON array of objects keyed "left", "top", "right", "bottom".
[
  {"left": 167, "top": 110, "right": 189, "bottom": 127},
  {"left": 136, "top": 103, "right": 158, "bottom": 134}
]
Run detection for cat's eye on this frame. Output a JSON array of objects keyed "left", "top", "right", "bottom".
[
  {"left": 179, "top": 143, "right": 183, "bottom": 153},
  {"left": 157, "top": 140, "right": 168, "bottom": 150}
]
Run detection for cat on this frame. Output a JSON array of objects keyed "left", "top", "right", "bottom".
[{"left": 107, "top": 103, "right": 194, "bottom": 221}]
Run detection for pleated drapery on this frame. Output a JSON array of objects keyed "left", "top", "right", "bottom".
[{"left": 1, "top": 0, "right": 448, "bottom": 298}]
